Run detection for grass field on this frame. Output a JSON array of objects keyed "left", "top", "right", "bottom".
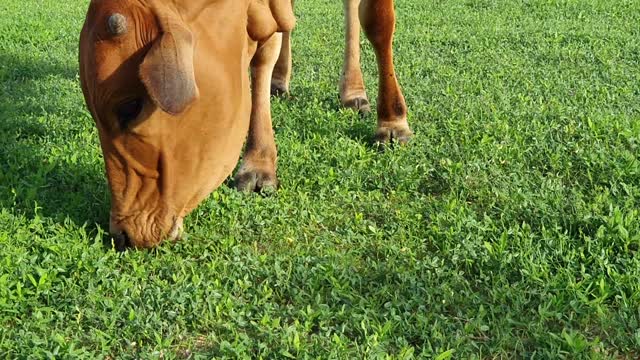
[{"left": 1, "top": 0, "right": 640, "bottom": 358}]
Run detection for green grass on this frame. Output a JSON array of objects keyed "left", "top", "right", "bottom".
[{"left": 1, "top": 0, "right": 639, "bottom": 358}]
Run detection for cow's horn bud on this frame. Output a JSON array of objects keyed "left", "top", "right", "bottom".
[{"left": 107, "top": 13, "right": 127, "bottom": 36}]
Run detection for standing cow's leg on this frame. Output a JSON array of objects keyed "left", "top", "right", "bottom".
[
  {"left": 360, "top": 0, "right": 412, "bottom": 144},
  {"left": 235, "top": 33, "right": 283, "bottom": 192},
  {"left": 341, "top": 0, "right": 370, "bottom": 114},
  {"left": 271, "top": 0, "right": 294, "bottom": 96},
  {"left": 271, "top": 30, "right": 292, "bottom": 96}
]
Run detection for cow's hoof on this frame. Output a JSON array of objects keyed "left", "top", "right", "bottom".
[
  {"left": 343, "top": 97, "right": 371, "bottom": 115},
  {"left": 234, "top": 169, "right": 279, "bottom": 194},
  {"left": 374, "top": 122, "right": 413, "bottom": 146},
  {"left": 270, "top": 81, "right": 289, "bottom": 97}
]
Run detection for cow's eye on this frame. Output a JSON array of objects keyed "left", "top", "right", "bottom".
[{"left": 116, "top": 98, "right": 143, "bottom": 128}]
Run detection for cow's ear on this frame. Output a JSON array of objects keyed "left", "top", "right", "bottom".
[
  {"left": 139, "top": 23, "right": 199, "bottom": 115},
  {"left": 247, "top": 0, "right": 295, "bottom": 42}
]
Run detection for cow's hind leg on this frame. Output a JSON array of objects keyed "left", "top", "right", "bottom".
[
  {"left": 360, "top": 0, "right": 412, "bottom": 144},
  {"left": 271, "top": 0, "right": 294, "bottom": 96},
  {"left": 271, "top": 30, "right": 292, "bottom": 96},
  {"left": 234, "top": 33, "right": 283, "bottom": 193},
  {"left": 341, "top": 0, "right": 370, "bottom": 114}
]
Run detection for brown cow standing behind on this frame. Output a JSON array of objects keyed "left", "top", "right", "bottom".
[{"left": 79, "top": 0, "right": 412, "bottom": 248}]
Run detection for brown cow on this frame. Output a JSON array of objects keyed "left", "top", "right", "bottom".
[{"left": 79, "top": 0, "right": 412, "bottom": 248}]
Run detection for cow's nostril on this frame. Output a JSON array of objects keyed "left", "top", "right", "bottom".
[{"left": 113, "top": 231, "right": 131, "bottom": 251}]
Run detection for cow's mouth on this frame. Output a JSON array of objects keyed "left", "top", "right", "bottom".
[{"left": 109, "top": 213, "right": 184, "bottom": 250}]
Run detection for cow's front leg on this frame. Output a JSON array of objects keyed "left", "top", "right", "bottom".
[
  {"left": 341, "top": 0, "right": 370, "bottom": 114},
  {"left": 360, "top": 0, "right": 412, "bottom": 144},
  {"left": 234, "top": 33, "right": 283, "bottom": 193}
]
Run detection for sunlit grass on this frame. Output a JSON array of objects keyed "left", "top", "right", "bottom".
[{"left": 0, "top": 0, "right": 639, "bottom": 358}]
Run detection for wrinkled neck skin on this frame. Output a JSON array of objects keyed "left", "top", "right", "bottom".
[{"left": 80, "top": 0, "right": 256, "bottom": 247}]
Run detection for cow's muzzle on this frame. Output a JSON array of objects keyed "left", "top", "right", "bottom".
[{"left": 109, "top": 214, "right": 184, "bottom": 250}]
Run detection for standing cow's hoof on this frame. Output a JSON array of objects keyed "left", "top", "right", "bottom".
[
  {"left": 234, "top": 168, "right": 279, "bottom": 194},
  {"left": 374, "top": 121, "right": 413, "bottom": 146},
  {"left": 342, "top": 97, "right": 371, "bottom": 115},
  {"left": 270, "top": 81, "right": 289, "bottom": 97}
]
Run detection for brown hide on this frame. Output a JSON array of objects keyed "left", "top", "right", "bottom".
[
  {"left": 247, "top": 0, "right": 295, "bottom": 42},
  {"left": 79, "top": 0, "right": 293, "bottom": 248}
]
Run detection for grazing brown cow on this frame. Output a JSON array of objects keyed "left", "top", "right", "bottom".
[{"left": 79, "top": 0, "right": 412, "bottom": 248}]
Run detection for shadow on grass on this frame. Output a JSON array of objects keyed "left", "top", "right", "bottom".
[{"left": 0, "top": 53, "right": 110, "bottom": 230}]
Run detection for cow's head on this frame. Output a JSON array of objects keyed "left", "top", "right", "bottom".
[{"left": 79, "top": 0, "right": 294, "bottom": 248}]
